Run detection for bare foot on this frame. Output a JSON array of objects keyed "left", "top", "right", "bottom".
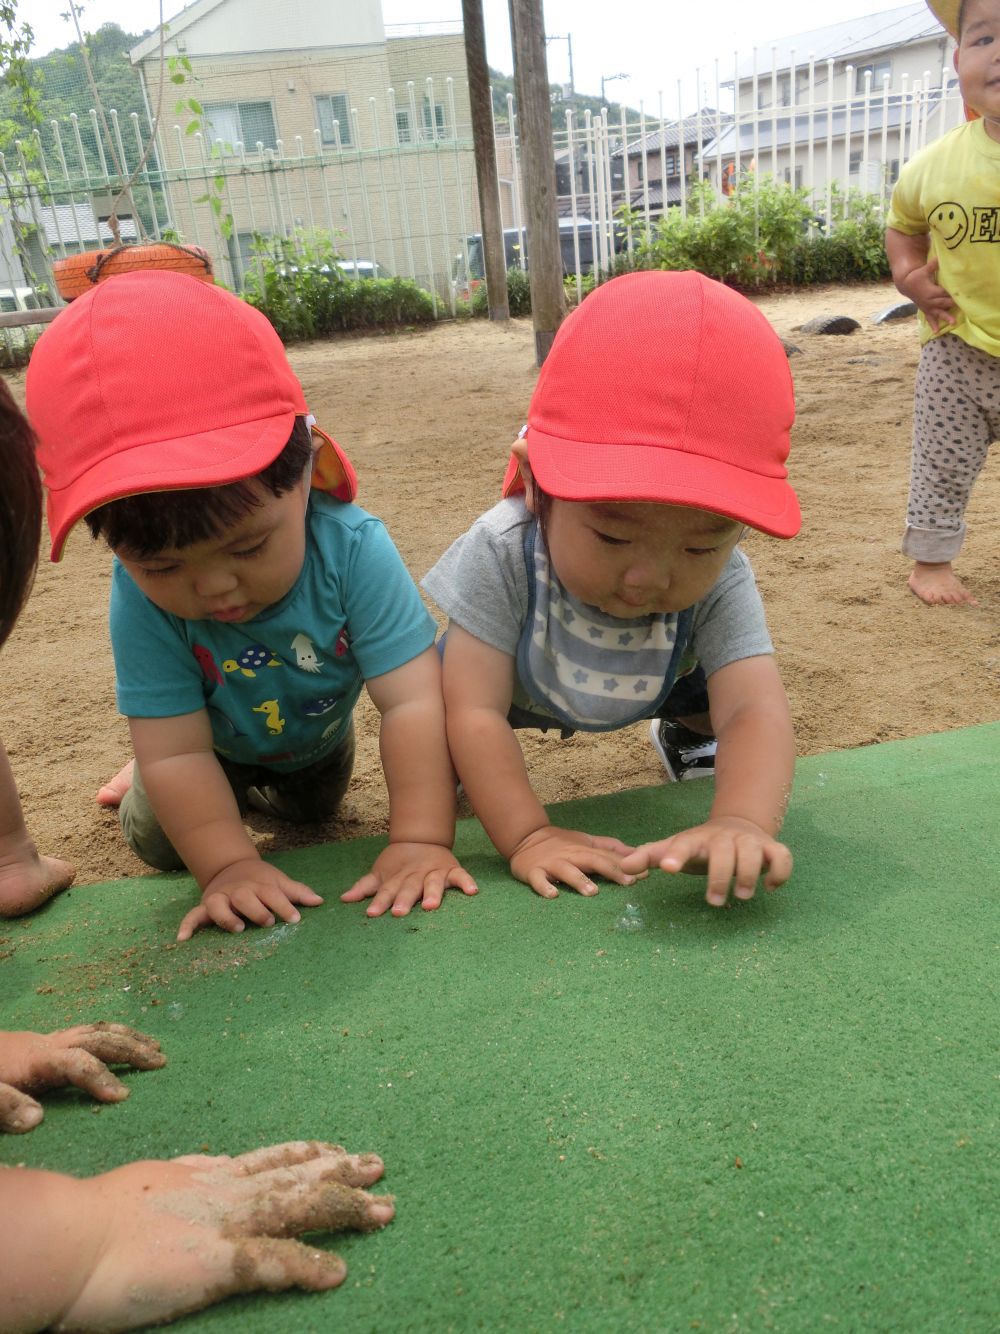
[
  {"left": 96, "top": 759, "right": 134, "bottom": 808},
  {"left": 908, "top": 562, "right": 978, "bottom": 607}
]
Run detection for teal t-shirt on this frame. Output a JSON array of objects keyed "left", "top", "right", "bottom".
[{"left": 110, "top": 493, "right": 436, "bottom": 773}]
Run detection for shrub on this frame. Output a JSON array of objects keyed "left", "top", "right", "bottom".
[
  {"left": 242, "top": 228, "right": 436, "bottom": 341},
  {"left": 637, "top": 176, "right": 814, "bottom": 287},
  {"left": 635, "top": 176, "right": 889, "bottom": 288},
  {"left": 0, "top": 325, "right": 41, "bottom": 371},
  {"left": 564, "top": 270, "right": 598, "bottom": 307},
  {"left": 787, "top": 190, "right": 891, "bottom": 284},
  {"left": 462, "top": 178, "right": 890, "bottom": 322},
  {"left": 470, "top": 265, "right": 533, "bottom": 317}
]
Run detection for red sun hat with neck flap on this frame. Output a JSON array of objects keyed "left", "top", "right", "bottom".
[
  {"left": 26, "top": 270, "right": 357, "bottom": 561},
  {"left": 502, "top": 269, "right": 800, "bottom": 539}
]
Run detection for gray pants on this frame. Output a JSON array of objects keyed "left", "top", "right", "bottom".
[
  {"left": 120, "top": 724, "right": 356, "bottom": 872},
  {"left": 903, "top": 333, "right": 1000, "bottom": 563}
]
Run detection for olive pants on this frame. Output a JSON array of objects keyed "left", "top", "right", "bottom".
[{"left": 119, "top": 724, "right": 356, "bottom": 872}]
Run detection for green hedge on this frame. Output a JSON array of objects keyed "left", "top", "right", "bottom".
[
  {"left": 636, "top": 178, "right": 890, "bottom": 287},
  {"left": 241, "top": 230, "right": 436, "bottom": 341},
  {"left": 470, "top": 178, "right": 891, "bottom": 318}
]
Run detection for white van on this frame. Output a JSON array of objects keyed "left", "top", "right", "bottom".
[{"left": 452, "top": 219, "right": 629, "bottom": 300}]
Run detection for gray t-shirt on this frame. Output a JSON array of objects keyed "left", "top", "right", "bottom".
[{"left": 422, "top": 497, "right": 772, "bottom": 731}]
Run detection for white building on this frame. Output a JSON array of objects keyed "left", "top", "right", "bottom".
[{"left": 701, "top": 3, "right": 961, "bottom": 202}]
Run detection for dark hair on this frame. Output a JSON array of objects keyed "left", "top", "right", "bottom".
[
  {"left": 0, "top": 379, "right": 42, "bottom": 649},
  {"left": 85, "top": 416, "right": 314, "bottom": 557}
]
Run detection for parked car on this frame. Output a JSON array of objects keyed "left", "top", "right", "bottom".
[
  {"left": 452, "top": 218, "right": 629, "bottom": 299},
  {"left": 0, "top": 286, "right": 42, "bottom": 314},
  {"left": 335, "top": 259, "right": 386, "bottom": 280},
  {"left": 265, "top": 259, "right": 387, "bottom": 286}
]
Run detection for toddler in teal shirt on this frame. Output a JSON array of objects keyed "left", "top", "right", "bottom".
[{"left": 27, "top": 271, "right": 475, "bottom": 940}]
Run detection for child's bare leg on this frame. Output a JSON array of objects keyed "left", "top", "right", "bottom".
[
  {"left": 674, "top": 711, "right": 713, "bottom": 736},
  {"left": 0, "top": 743, "right": 75, "bottom": 917},
  {"left": 903, "top": 337, "right": 996, "bottom": 610},
  {"left": 908, "top": 561, "right": 978, "bottom": 607},
  {"left": 96, "top": 758, "right": 134, "bottom": 808}
]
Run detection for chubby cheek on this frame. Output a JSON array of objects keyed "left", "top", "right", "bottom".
[
  {"left": 136, "top": 568, "right": 233, "bottom": 618},
  {"left": 125, "top": 575, "right": 179, "bottom": 614},
  {"left": 680, "top": 558, "right": 732, "bottom": 605},
  {"left": 551, "top": 548, "right": 610, "bottom": 602},
  {"left": 152, "top": 585, "right": 204, "bottom": 618}
]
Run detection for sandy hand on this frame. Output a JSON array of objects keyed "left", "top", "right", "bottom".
[
  {"left": 0, "top": 1023, "right": 166, "bottom": 1133},
  {"left": 56, "top": 1141, "right": 394, "bottom": 1331}
]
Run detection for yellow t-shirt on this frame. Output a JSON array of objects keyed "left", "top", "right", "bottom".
[{"left": 886, "top": 118, "right": 1000, "bottom": 354}]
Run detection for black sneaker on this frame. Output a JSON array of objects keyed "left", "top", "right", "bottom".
[{"left": 650, "top": 718, "right": 717, "bottom": 781}]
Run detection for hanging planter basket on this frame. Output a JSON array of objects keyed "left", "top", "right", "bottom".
[{"left": 52, "top": 241, "right": 214, "bottom": 302}]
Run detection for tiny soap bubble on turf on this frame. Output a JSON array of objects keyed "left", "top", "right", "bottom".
[{"left": 615, "top": 903, "right": 644, "bottom": 932}]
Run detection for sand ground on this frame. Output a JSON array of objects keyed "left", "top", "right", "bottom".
[{"left": 6, "top": 278, "right": 999, "bottom": 886}]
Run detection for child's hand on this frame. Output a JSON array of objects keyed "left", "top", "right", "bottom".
[
  {"left": 0, "top": 1023, "right": 165, "bottom": 1133},
  {"left": 621, "top": 816, "right": 791, "bottom": 907},
  {"left": 897, "top": 256, "right": 956, "bottom": 333},
  {"left": 47, "top": 1142, "right": 393, "bottom": 1331},
  {"left": 176, "top": 859, "right": 324, "bottom": 942},
  {"left": 341, "top": 843, "right": 478, "bottom": 917},
  {"left": 0, "top": 830, "right": 75, "bottom": 918},
  {"left": 509, "top": 825, "right": 645, "bottom": 899}
]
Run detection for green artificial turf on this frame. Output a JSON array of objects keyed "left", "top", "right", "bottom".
[{"left": 1, "top": 726, "right": 998, "bottom": 1331}]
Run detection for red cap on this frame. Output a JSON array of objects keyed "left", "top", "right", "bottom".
[
  {"left": 26, "top": 271, "right": 356, "bottom": 560},
  {"left": 502, "top": 270, "right": 800, "bottom": 538}
]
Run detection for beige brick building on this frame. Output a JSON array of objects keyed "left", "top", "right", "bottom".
[{"left": 130, "top": 0, "right": 474, "bottom": 297}]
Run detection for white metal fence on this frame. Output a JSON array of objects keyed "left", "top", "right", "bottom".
[
  {"left": 0, "top": 76, "right": 478, "bottom": 315},
  {"left": 0, "top": 51, "right": 967, "bottom": 350}
]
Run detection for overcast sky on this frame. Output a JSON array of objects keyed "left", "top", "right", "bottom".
[{"left": 26, "top": 0, "right": 921, "bottom": 114}]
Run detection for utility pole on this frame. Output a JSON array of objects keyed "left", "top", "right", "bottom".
[
  {"left": 546, "top": 32, "right": 574, "bottom": 98},
  {"left": 461, "top": 0, "right": 509, "bottom": 321},
  {"left": 509, "top": 0, "right": 565, "bottom": 365}
]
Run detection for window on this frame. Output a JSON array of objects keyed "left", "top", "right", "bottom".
[
  {"left": 783, "top": 165, "right": 803, "bottom": 188},
  {"left": 235, "top": 231, "right": 261, "bottom": 267},
  {"left": 421, "top": 96, "right": 446, "bottom": 141},
  {"left": 396, "top": 109, "right": 413, "bottom": 144},
  {"left": 849, "top": 149, "right": 863, "bottom": 176},
  {"left": 888, "top": 157, "right": 900, "bottom": 185},
  {"left": 856, "top": 59, "right": 891, "bottom": 93},
  {"left": 203, "top": 100, "right": 277, "bottom": 152},
  {"left": 756, "top": 70, "right": 808, "bottom": 108},
  {"left": 759, "top": 75, "right": 791, "bottom": 108},
  {"left": 316, "top": 93, "right": 352, "bottom": 147},
  {"left": 664, "top": 153, "right": 679, "bottom": 176}
]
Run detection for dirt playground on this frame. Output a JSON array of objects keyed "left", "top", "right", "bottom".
[{"left": 6, "top": 278, "right": 1000, "bottom": 889}]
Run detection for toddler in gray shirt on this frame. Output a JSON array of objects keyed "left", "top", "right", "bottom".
[{"left": 423, "top": 270, "right": 800, "bottom": 910}]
